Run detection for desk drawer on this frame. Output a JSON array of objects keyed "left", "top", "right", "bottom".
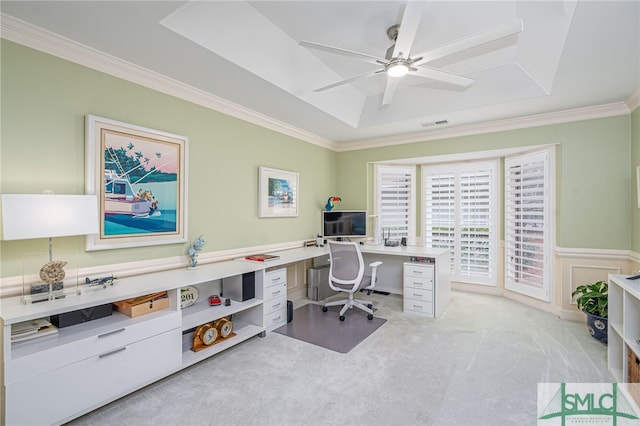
[
  {"left": 264, "top": 297, "right": 287, "bottom": 316},
  {"left": 6, "top": 327, "right": 181, "bottom": 425},
  {"left": 403, "top": 298, "right": 434, "bottom": 316},
  {"left": 403, "top": 275, "right": 434, "bottom": 291},
  {"left": 264, "top": 281, "right": 286, "bottom": 301},
  {"left": 265, "top": 268, "right": 286, "bottom": 288},
  {"left": 404, "top": 263, "right": 434, "bottom": 280},
  {"left": 404, "top": 287, "right": 433, "bottom": 302},
  {"left": 265, "top": 308, "right": 287, "bottom": 330}
]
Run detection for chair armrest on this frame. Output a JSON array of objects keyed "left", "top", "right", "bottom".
[{"left": 368, "top": 261, "right": 383, "bottom": 287}]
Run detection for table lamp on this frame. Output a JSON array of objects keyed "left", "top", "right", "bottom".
[{"left": 1, "top": 193, "right": 99, "bottom": 301}]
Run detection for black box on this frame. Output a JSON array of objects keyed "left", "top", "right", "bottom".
[
  {"left": 50, "top": 303, "right": 113, "bottom": 328},
  {"left": 222, "top": 272, "right": 256, "bottom": 302}
]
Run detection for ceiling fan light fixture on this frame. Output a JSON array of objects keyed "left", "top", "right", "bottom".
[{"left": 386, "top": 62, "right": 409, "bottom": 77}]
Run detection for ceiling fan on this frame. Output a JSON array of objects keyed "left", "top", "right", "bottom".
[{"left": 299, "top": 2, "right": 523, "bottom": 106}]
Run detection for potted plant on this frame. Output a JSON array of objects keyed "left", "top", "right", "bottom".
[{"left": 572, "top": 280, "right": 608, "bottom": 344}]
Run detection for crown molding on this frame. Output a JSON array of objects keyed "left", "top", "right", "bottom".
[
  {"left": 337, "top": 102, "right": 631, "bottom": 152},
  {"left": 0, "top": 13, "right": 337, "bottom": 151},
  {"left": 1, "top": 13, "right": 636, "bottom": 154},
  {"left": 627, "top": 88, "right": 640, "bottom": 113}
]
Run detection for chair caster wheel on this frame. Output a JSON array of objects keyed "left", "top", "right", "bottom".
[
  {"left": 322, "top": 306, "right": 328, "bottom": 312},
  {"left": 367, "top": 304, "right": 373, "bottom": 309},
  {"left": 367, "top": 314, "right": 373, "bottom": 320},
  {"left": 339, "top": 315, "right": 345, "bottom": 321}
]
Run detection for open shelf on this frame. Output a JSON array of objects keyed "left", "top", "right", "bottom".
[
  {"left": 609, "top": 275, "right": 640, "bottom": 383},
  {"left": 181, "top": 297, "right": 262, "bottom": 331},
  {"left": 181, "top": 321, "right": 264, "bottom": 368}
]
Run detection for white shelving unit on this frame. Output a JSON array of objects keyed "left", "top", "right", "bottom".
[
  {"left": 608, "top": 274, "right": 640, "bottom": 382},
  {"left": 0, "top": 259, "right": 281, "bottom": 425}
]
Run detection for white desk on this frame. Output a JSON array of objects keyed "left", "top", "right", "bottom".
[{"left": 246, "top": 243, "right": 451, "bottom": 315}]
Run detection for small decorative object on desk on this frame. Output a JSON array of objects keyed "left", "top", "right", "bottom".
[
  {"left": 187, "top": 235, "right": 206, "bottom": 268},
  {"left": 84, "top": 274, "right": 116, "bottom": 289},
  {"left": 383, "top": 227, "right": 400, "bottom": 247},
  {"left": 113, "top": 291, "right": 169, "bottom": 318},
  {"left": 181, "top": 286, "right": 199, "bottom": 308},
  {"left": 245, "top": 253, "right": 280, "bottom": 262},
  {"left": 324, "top": 196, "right": 341, "bottom": 211}
]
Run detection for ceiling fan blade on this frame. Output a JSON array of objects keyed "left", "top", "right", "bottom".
[
  {"left": 300, "top": 40, "right": 386, "bottom": 65},
  {"left": 382, "top": 77, "right": 401, "bottom": 106},
  {"left": 392, "top": 1, "right": 426, "bottom": 58},
  {"left": 312, "top": 70, "right": 383, "bottom": 92},
  {"left": 412, "top": 66, "right": 474, "bottom": 87},
  {"left": 413, "top": 19, "right": 524, "bottom": 66}
]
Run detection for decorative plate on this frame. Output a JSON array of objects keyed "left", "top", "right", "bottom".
[{"left": 180, "top": 286, "right": 199, "bottom": 308}]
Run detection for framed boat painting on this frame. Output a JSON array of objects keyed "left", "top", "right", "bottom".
[
  {"left": 258, "top": 167, "right": 298, "bottom": 217},
  {"left": 85, "top": 115, "right": 188, "bottom": 250}
]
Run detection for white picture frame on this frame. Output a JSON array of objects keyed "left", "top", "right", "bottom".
[
  {"left": 85, "top": 115, "right": 188, "bottom": 250},
  {"left": 258, "top": 167, "right": 299, "bottom": 218}
]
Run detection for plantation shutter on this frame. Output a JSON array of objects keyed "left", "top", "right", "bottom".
[
  {"left": 424, "top": 173, "right": 456, "bottom": 269},
  {"left": 504, "top": 151, "right": 551, "bottom": 301},
  {"left": 459, "top": 169, "right": 494, "bottom": 279},
  {"left": 423, "top": 161, "right": 498, "bottom": 286},
  {"left": 374, "top": 165, "right": 415, "bottom": 244}
]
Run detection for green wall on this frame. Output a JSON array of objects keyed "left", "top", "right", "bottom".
[
  {"left": 1, "top": 39, "right": 636, "bottom": 281},
  {"left": 336, "top": 115, "right": 632, "bottom": 250},
  {"left": 0, "top": 41, "right": 336, "bottom": 277}
]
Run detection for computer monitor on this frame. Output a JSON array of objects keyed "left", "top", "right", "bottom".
[{"left": 322, "top": 210, "right": 367, "bottom": 239}]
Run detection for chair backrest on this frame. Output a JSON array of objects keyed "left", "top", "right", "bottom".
[{"left": 328, "top": 241, "right": 365, "bottom": 286}]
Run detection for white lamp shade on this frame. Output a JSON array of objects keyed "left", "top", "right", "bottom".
[{"left": 1, "top": 194, "right": 99, "bottom": 241}]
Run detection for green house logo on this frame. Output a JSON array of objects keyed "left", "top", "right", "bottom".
[{"left": 538, "top": 383, "right": 639, "bottom": 425}]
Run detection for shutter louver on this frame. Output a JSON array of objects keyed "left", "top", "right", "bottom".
[
  {"left": 375, "top": 166, "right": 415, "bottom": 244},
  {"left": 505, "top": 152, "right": 550, "bottom": 301}
]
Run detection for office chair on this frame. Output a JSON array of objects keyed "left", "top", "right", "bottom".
[{"left": 322, "top": 241, "right": 382, "bottom": 321}]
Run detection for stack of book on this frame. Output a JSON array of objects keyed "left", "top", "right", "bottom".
[
  {"left": 11, "top": 318, "right": 59, "bottom": 343},
  {"left": 245, "top": 253, "right": 280, "bottom": 262}
]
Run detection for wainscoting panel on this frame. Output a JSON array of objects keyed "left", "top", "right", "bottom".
[{"left": 557, "top": 247, "right": 632, "bottom": 320}]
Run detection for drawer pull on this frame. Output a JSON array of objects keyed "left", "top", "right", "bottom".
[
  {"left": 272, "top": 276, "right": 281, "bottom": 282},
  {"left": 98, "top": 347, "right": 127, "bottom": 359},
  {"left": 272, "top": 315, "right": 282, "bottom": 323},
  {"left": 413, "top": 293, "right": 422, "bottom": 297},
  {"left": 413, "top": 304, "right": 423, "bottom": 309},
  {"left": 273, "top": 302, "right": 281, "bottom": 309},
  {"left": 98, "top": 328, "right": 125, "bottom": 339},
  {"left": 272, "top": 290, "right": 281, "bottom": 296},
  {"left": 413, "top": 271, "right": 423, "bottom": 274},
  {"left": 413, "top": 282, "right": 423, "bottom": 286}
]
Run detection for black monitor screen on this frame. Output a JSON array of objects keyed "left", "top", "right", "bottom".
[{"left": 323, "top": 210, "right": 367, "bottom": 238}]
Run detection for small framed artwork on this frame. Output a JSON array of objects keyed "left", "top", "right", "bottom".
[
  {"left": 85, "top": 115, "right": 188, "bottom": 250},
  {"left": 258, "top": 167, "right": 299, "bottom": 217}
]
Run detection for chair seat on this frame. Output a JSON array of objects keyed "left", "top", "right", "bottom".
[{"left": 332, "top": 275, "right": 373, "bottom": 291}]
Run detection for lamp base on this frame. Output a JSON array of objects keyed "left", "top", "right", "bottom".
[{"left": 22, "top": 251, "right": 79, "bottom": 305}]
